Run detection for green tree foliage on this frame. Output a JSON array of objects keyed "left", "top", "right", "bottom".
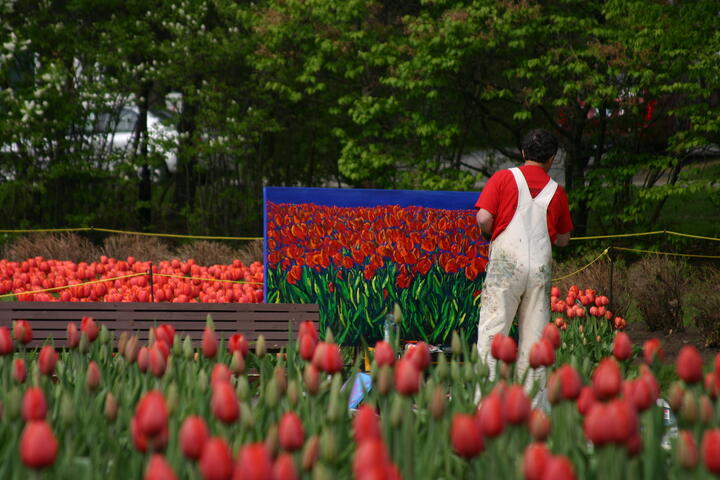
[{"left": 1, "top": 0, "right": 718, "bottom": 237}]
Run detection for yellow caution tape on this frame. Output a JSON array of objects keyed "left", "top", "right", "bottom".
[
  {"left": 571, "top": 231, "right": 666, "bottom": 241},
  {"left": 665, "top": 231, "right": 720, "bottom": 242},
  {"left": 612, "top": 247, "right": 720, "bottom": 259},
  {"left": 552, "top": 248, "right": 610, "bottom": 282}
]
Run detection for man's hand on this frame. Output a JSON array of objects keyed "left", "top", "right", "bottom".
[
  {"left": 476, "top": 209, "right": 494, "bottom": 242},
  {"left": 554, "top": 232, "right": 570, "bottom": 247}
]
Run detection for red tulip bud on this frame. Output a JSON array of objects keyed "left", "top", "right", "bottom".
[
  {"left": 86, "top": 361, "right": 101, "bottom": 391},
  {"left": 234, "top": 443, "right": 273, "bottom": 480},
  {"left": 13, "top": 319, "right": 32, "bottom": 345},
  {"left": 149, "top": 347, "right": 166, "bottom": 378},
  {"left": 138, "top": 346, "right": 150, "bottom": 373},
  {"left": 144, "top": 454, "right": 177, "bottom": 480},
  {"left": 272, "top": 453, "right": 298, "bottom": 480},
  {"left": 542, "top": 455, "right": 576, "bottom": 480},
  {"left": 406, "top": 342, "right": 431, "bottom": 370},
  {"left": 529, "top": 409, "right": 551, "bottom": 442},
  {"left": 677, "top": 346, "right": 703, "bottom": 384},
  {"left": 20, "top": 421, "right": 58, "bottom": 470},
  {"left": 576, "top": 386, "right": 595, "bottom": 416},
  {"left": 0, "top": 326, "right": 13, "bottom": 355},
  {"left": 38, "top": 345, "right": 58, "bottom": 376},
  {"left": 505, "top": 384, "right": 531, "bottom": 425},
  {"left": 677, "top": 430, "right": 697, "bottom": 469},
  {"left": 135, "top": 390, "right": 168, "bottom": 438},
  {"left": 22, "top": 387, "right": 47, "bottom": 421},
  {"left": 199, "top": 437, "right": 233, "bottom": 480},
  {"left": 353, "top": 405, "right": 382, "bottom": 444},
  {"left": 523, "top": 442, "right": 551, "bottom": 480},
  {"left": 202, "top": 327, "right": 218, "bottom": 358},
  {"left": 303, "top": 364, "right": 320, "bottom": 395},
  {"left": 612, "top": 332, "right": 632, "bottom": 361},
  {"left": 228, "top": 333, "right": 249, "bottom": 357},
  {"left": 373, "top": 341, "right": 395, "bottom": 366},
  {"left": 529, "top": 339, "right": 555, "bottom": 368},
  {"left": 702, "top": 429, "right": 720, "bottom": 474},
  {"left": 80, "top": 316, "right": 99, "bottom": 342},
  {"left": 211, "top": 363, "right": 232, "bottom": 387},
  {"left": 179, "top": 415, "right": 209, "bottom": 461},
  {"left": 353, "top": 439, "right": 390, "bottom": 479},
  {"left": 476, "top": 392, "right": 505, "bottom": 438},
  {"left": 394, "top": 358, "right": 421, "bottom": 396},
  {"left": 298, "top": 334, "right": 317, "bottom": 361},
  {"left": 542, "top": 323, "right": 561, "bottom": 350},
  {"left": 230, "top": 351, "right": 245, "bottom": 375},
  {"left": 279, "top": 411, "right": 305, "bottom": 452},
  {"left": 13, "top": 358, "right": 26, "bottom": 384},
  {"left": 451, "top": 413, "right": 484, "bottom": 459},
  {"left": 211, "top": 381, "right": 239, "bottom": 424},
  {"left": 311, "top": 342, "right": 343, "bottom": 374},
  {"left": 492, "top": 334, "right": 518, "bottom": 364},
  {"left": 592, "top": 357, "right": 622, "bottom": 401},
  {"left": 66, "top": 322, "right": 80, "bottom": 349},
  {"left": 643, "top": 338, "right": 663, "bottom": 364}
]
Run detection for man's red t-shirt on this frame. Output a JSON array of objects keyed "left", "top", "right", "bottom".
[{"left": 474, "top": 165, "right": 573, "bottom": 243}]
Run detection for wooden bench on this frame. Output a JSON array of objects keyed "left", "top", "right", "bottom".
[{"left": 0, "top": 302, "right": 319, "bottom": 349}]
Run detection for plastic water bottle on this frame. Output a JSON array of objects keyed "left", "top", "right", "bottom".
[{"left": 383, "top": 313, "right": 395, "bottom": 342}]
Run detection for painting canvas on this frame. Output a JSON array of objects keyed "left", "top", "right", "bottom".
[{"left": 264, "top": 186, "right": 489, "bottom": 345}]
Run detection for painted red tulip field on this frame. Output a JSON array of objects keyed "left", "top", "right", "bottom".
[
  {"left": 0, "top": 283, "right": 719, "bottom": 479},
  {"left": 266, "top": 202, "right": 488, "bottom": 345}
]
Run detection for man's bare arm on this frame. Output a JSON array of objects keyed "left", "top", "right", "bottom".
[
  {"left": 476, "top": 209, "right": 494, "bottom": 242},
  {"left": 554, "top": 232, "right": 570, "bottom": 247}
]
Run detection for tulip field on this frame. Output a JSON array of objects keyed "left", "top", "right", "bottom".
[
  {"left": 1, "top": 281, "right": 720, "bottom": 480},
  {"left": 0, "top": 257, "right": 264, "bottom": 303}
]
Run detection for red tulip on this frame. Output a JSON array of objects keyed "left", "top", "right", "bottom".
[
  {"left": 200, "top": 437, "right": 234, "bottom": 480},
  {"left": 542, "top": 323, "right": 561, "bottom": 350},
  {"left": 211, "top": 363, "right": 233, "bottom": 386},
  {"left": 278, "top": 411, "right": 305, "bottom": 452},
  {"left": 677, "top": 430, "right": 697, "bottom": 469},
  {"left": 353, "top": 405, "right": 382, "bottom": 444},
  {"left": 66, "top": 322, "right": 80, "bottom": 349},
  {"left": 22, "top": 387, "right": 47, "bottom": 421},
  {"left": 131, "top": 416, "right": 169, "bottom": 453},
  {"left": 38, "top": 345, "right": 58, "bottom": 376},
  {"left": 548, "top": 364, "right": 582, "bottom": 404},
  {"left": 86, "top": 361, "right": 101, "bottom": 391},
  {"left": 138, "top": 346, "right": 150, "bottom": 373},
  {"left": 13, "top": 319, "right": 32, "bottom": 345},
  {"left": 612, "top": 332, "right": 632, "bottom": 361},
  {"left": 154, "top": 340, "right": 170, "bottom": 359},
  {"left": 607, "top": 398, "right": 638, "bottom": 444},
  {"left": 353, "top": 439, "right": 390, "bottom": 479},
  {"left": 272, "top": 453, "right": 298, "bottom": 480},
  {"left": 311, "top": 342, "right": 343, "bottom": 374},
  {"left": 627, "top": 378, "right": 654, "bottom": 412},
  {"left": 211, "top": 381, "right": 239, "bottom": 424},
  {"left": 0, "top": 326, "right": 13, "bottom": 354},
  {"left": 228, "top": 333, "right": 249, "bottom": 357},
  {"left": 80, "top": 316, "right": 99, "bottom": 342},
  {"left": 529, "top": 409, "right": 551, "bottom": 442},
  {"left": 13, "top": 358, "right": 27, "bottom": 384},
  {"left": 702, "top": 429, "right": 720, "bottom": 474},
  {"left": 179, "top": 415, "right": 209, "bottom": 461},
  {"left": 233, "top": 443, "right": 273, "bottom": 480},
  {"left": 144, "top": 454, "right": 177, "bottom": 480},
  {"left": 135, "top": 390, "right": 168, "bottom": 438},
  {"left": 303, "top": 364, "right": 320, "bottom": 395},
  {"left": 154, "top": 324, "right": 176, "bottom": 347},
  {"left": 149, "top": 347, "right": 166, "bottom": 378},
  {"left": 584, "top": 402, "right": 612, "bottom": 446},
  {"left": 476, "top": 392, "right": 505, "bottom": 438},
  {"left": 394, "top": 358, "right": 421, "bottom": 396},
  {"left": 643, "top": 338, "right": 663, "bottom": 364},
  {"left": 451, "top": 413, "right": 484, "bottom": 459},
  {"left": 529, "top": 339, "right": 555, "bottom": 368},
  {"left": 592, "top": 357, "right": 622, "bottom": 401},
  {"left": 202, "top": 327, "right": 218, "bottom": 358},
  {"left": 499, "top": 335, "right": 519, "bottom": 364},
  {"left": 298, "top": 321, "right": 318, "bottom": 343},
  {"left": 298, "top": 334, "right": 317, "bottom": 361},
  {"left": 505, "top": 384, "right": 531, "bottom": 425},
  {"left": 542, "top": 455, "right": 576, "bottom": 480},
  {"left": 373, "top": 341, "right": 395, "bottom": 366},
  {"left": 576, "top": 386, "right": 595, "bottom": 416},
  {"left": 523, "top": 442, "right": 550, "bottom": 480},
  {"left": 406, "top": 342, "right": 431, "bottom": 370},
  {"left": 705, "top": 372, "right": 720, "bottom": 399},
  {"left": 677, "top": 346, "right": 703, "bottom": 384},
  {"left": 20, "top": 421, "right": 58, "bottom": 469}
]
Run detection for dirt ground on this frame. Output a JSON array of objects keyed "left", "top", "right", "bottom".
[{"left": 625, "top": 320, "right": 719, "bottom": 365}]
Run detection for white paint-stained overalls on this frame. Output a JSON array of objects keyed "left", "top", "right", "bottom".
[{"left": 477, "top": 167, "right": 557, "bottom": 392}]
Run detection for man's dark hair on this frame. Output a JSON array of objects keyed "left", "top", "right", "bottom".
[{"left": 521, "top": 129, "right": 558, "bottom": 163}]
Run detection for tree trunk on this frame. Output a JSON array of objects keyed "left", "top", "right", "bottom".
[{"left": 135, "top": 83, "right": 152, "bottom": 228}]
